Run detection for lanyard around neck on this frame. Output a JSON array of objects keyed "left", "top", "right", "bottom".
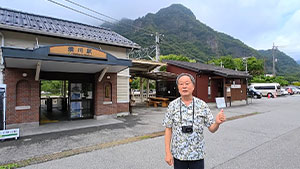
[{"left": 180, "top": 98, "right": 195, "bottom": 126}]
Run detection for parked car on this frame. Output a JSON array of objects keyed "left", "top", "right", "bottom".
[
  {"left": 249, "top": 83, "right": 281, "bottom": 97},
  {"left": 293, "top": 87, "right": 300, "bottom": 94},
  {"left": 285, "top": 87, "right": 294, "bottom": 95},
  {"left": 280, "top": 88, "right": 289, "bottom": 95},
  {"left": 247, "top": 88, "right": 262, "bottom": 99}
]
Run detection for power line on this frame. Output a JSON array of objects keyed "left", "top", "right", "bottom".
[
  {"left": 47, "top": 0, "right": 112, "bottom": 24},
  {"left": 48, "top": 0, "right": 190, "bottom": 60},
  {"left": 63, "top": 0, "right": 156, "bottom": 35},
  {"left": 64, "top": 0, "right": 119, "bottom": 22}
]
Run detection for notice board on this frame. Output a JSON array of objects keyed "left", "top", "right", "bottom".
[{"left": 215, "top": 97, "right": 226, "bottom": 109}]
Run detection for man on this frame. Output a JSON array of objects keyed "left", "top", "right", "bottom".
[{"left": 163, "top": 73, "right": 226, "bottom": 169}]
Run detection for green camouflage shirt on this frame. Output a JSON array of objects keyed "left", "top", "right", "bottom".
[{"left": 163, "top": 97, "right": 214, "bottom": 161}]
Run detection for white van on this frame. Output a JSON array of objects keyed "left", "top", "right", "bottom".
[{"left": 249, "top": 83, "right": 281, "bottom": 97}]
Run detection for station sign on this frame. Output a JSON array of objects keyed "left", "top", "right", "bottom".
[
  {"left": 49, "top": 46, "right": 107, "bottom": 59},
  {"left": 0, "top": 128, "right": 19, "bottom": 140}
]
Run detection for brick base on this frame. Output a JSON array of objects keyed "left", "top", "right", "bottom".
[
  {"left": 4, "top": 68, "right": 40, "bottom": 125},
  {"left": 117, "top": 103, "right": 129, "bottom": 113}
]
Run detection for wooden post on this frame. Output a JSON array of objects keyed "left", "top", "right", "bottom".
[
  {"left": 223, "top": 78, "right": 227, "bottom": 107},
  {"left": 146, "top": 79, "right": 149, "bottom": 98},
  {"left": 246, "top": 78, "right": 248, "bottom": 105},
  {"left": 63, "top": 80, "right": 66, "bottom": 98},
  {"left": 140, "top": 77, "right": 143, "bottom": 103}
]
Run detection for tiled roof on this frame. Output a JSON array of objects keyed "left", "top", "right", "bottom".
[
  {"left": 0, "top": 7, "right": 140, "bottom": 49},
  {"left": 166, "top": 60, "right": 251, "bottom": 78}
]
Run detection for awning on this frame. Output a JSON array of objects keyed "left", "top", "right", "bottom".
[
  {"left": 135, "top": 71, "right": 178, "bottom": 81},
  {"left": 130, "top": 59, "right": 166, "bottom": 76},
  {"left": 2, "top": 44, "right": 132, "bottom": 74}
]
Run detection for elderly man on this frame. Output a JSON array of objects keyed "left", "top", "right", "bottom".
[{"left": 163, "top": 73, "right": 226, "bottom": 169}]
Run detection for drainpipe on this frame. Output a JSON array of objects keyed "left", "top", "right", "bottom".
[
  {"left": 0, "top": 32, "right": 4, "bottom": 84},
  {"left": 0, "top": 31, "right": 4, "bottom": 63}
]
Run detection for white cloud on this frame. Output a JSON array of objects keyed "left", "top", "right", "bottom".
[{"left": 1, "top": 0, "right": 300, "bottom": 60}]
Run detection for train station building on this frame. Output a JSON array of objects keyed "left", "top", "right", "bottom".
[{"left": 0, "top": 7, "right": 139, "bottom": 128}]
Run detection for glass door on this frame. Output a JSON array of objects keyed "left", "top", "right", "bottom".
[{"left": 69, "top": 82, "right": 93, "bottom": 119}]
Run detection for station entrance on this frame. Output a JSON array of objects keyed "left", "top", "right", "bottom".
[{"left": 40, "top": 72, "right": 95, "bottom": 124}]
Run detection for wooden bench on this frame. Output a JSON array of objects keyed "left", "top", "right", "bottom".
[{"left": 145, "top": 100, "right": 160, "bottom": 107}]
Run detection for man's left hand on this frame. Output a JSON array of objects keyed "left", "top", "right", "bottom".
[{"left": 215, "top": 109, "right": 226, "bottom": 124}]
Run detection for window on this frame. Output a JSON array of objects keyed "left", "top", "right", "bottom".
[
  {"left": 254, "top": 86, "right": 275, "bottom": 90},
  {"left": 104, "top": 82, "right": 112, "bottom": 101}
]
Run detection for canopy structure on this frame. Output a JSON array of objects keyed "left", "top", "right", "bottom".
[{"left": 2, "top": 45, "right": 132, "bottom": 80}]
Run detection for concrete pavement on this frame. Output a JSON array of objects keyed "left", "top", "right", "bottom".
[
  {"left": 1, "top": 95, "right": 297, "bottom": 168},
  {"left": 21, "top": 95, "right": 300, "bottom": 169}
]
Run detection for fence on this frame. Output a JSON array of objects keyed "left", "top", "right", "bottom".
[{"left": 131, "top": 93, "right": 156, "bottom": 103}]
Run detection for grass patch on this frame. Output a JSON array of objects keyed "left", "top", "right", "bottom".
[
  {"left": 0, "top": 163, "right": 20, "bottom": 169},
  {"left": 139, "top": 135, "right": 152, "bottom": 140}
]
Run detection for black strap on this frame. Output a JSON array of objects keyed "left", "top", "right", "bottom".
[{"left": 180, "top": 98, "right": 194, "bottom": 126}]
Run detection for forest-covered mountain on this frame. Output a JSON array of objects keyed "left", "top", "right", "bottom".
[
  {"left": 258, "top": 50, "right": 300, "bottom": 76},
  {"left": 297, "top": 60, "right": 300, "bottom": 65},
  {"left": 103, "top": 4, "right": 300, "bottom": 76}
]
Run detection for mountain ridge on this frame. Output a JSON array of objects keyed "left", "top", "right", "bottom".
[{"left": 104, "top": 4, "right": 300, "bottom": 76}]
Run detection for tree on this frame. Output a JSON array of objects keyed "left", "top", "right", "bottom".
[
  {"left": 130, "top": 77, "right": 156, "bottom": 90},
  {"left": 41, "top": 80, "right": 63, "bottom": 95},
  {"left": 250, "top": 75, "right": 289, "bottom": 86},
  {"left": 209, "top": 55, "right": 236, "bottom": 70},
  {"left": 246, "top": 57, "right": 264, "bottom": 76},
  {"left": 209, "top": 56, "right": 264, "bottom": 76}
]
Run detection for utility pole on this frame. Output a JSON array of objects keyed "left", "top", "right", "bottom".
[
  {"left": 272, "top": 43, "right": 278, "bottom": 76},
  {"left": 243, "top": 57, "right": 251, "bottom": 73},
  {"left": 155, "top": 32, "right": 160, "bottom": 61}
]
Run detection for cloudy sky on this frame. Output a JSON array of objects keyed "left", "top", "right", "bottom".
[{"left": 1, "top": 0, "right": 300, "bottom": 61}]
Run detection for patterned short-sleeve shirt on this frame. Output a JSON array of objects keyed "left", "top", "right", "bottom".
[{"left": 162, "top": 97, "right": 214, "bottom": 161}]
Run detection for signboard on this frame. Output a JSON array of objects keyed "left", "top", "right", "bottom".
[
  {"left": 226, "top": 86, "right": 231, "bottom": 97},
  {"left": 50, "top": 46, "right": 107, "bottom": 59},
  {"left": 231, "top": 84, "right": 241, "bottom": 88},
  {"left": 0, "top": 129, "right": 19, "bottom": 140},
  {"left": 215, "top": 97, "right": 226, "bottom": 109}
]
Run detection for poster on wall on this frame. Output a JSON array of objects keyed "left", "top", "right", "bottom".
[
  {"left": 70, "top": 101, "right": 82, "bottom": 118},
  {"left": 71, "top": 83, "right": 82, "bottom": 100}
]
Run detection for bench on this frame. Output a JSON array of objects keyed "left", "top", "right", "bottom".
[
  {"left": 145, "top": 100, "right": 160, "bottom": 107},
  {"left": 148, "top": 97, "right": 169, "bottom": 107}
]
